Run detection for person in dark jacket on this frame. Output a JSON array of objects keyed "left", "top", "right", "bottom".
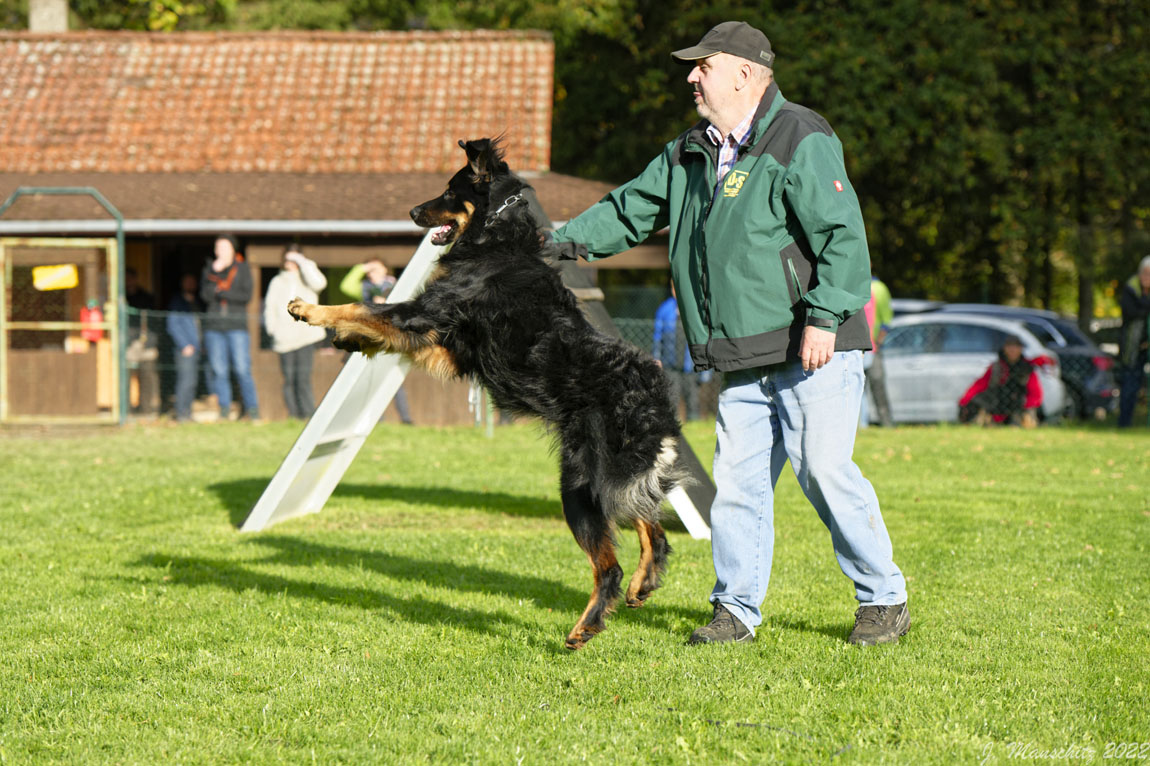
[
  {"left": 958, "top": 336, "right": 1042, "bottom": 427},
  {"left": 166, "top": 273, "right": 203, "bottom": 422},
  {"left": 125, "top": 267, "right": 159, "bottom": 416},
  {"left": 550, "top": 22, "right": 906, "bottom": 647},
  {"left": 1117, "top": 255, "right": 1150, "bottom": 427},
  {"left": 200, "top": 234, "right": 260, "bottom": 420}
]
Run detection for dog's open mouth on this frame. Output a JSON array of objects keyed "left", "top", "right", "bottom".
[{"left": 431, "top": 223, "right": 458, "bottom": 245}]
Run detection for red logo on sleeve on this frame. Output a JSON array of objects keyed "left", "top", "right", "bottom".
[{"left": 833, "top": 180, "right": 844, "bottom": 192}]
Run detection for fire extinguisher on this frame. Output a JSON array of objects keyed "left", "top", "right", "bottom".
[{"left": 80, "top": 299, "right": 104, "bottom": 342}]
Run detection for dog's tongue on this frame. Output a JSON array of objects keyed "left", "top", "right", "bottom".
[{"left": 436, "top": 225, "right": 452, "bottom": 238}]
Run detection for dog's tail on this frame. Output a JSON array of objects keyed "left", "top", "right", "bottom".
[{"left": 600, "top": 434, "right": 692, "bottom": 524}]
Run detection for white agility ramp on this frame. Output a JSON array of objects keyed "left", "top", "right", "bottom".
[
  {"left": 241, "top": 231, "right": 711, "bottom": 538},
  {"left": 240, "top": 233, "right": 443, "bottom": 532}
]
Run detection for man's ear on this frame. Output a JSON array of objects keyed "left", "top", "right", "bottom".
[{"left": 735, "top": 61, "right": 752, "bottom": 90}]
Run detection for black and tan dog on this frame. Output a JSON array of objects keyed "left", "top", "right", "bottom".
[{"left": 287, "top": 138, "right": 685, "bottom": 649}]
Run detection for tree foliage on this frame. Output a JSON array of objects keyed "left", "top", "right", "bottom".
[{"left": 6, "top": 0, "right": 1146, "bottom": 315}]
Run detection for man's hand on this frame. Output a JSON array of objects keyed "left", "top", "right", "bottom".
[
  {"left": 799, "top": 325, "right": 836, "bottom": 372},
  {"left": 181, "top": 345, "right": 195, "bottom": 357}
]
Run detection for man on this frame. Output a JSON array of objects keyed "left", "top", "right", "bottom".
[
  {"left": 166, "top": 274, "right": 203, "bottom": 422},
  {"left": 1117, "top": 255, "right": 1150, "bottom": 427},
  {"left": 339, "top": 258, "right": 397, "bottom": 305},
  {"left": 550, "top": 21, "right": 908, "bottom": 645},
  {"left": 653, "top": 283, "right": 704, "bottom": 421},
  {"left": 338, "top": 258, "right": 413, "bottom": 425},
  {"left": 200, "top": 234, "right": 260, "bottom": 421},
  {"left": 124, "top": 267, "right": 159, "bottom": 416},
  {"left": 863, "top": 276, "right": 894, "bottom": 427},
  {"left": 264, "top": 245, "right": 328, "bottom": 419}
]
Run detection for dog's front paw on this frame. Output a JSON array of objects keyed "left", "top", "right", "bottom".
[{"left": 287, "top": 298, "right": 313, "bottom": 323}]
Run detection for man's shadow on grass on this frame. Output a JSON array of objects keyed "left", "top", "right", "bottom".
[
  {"left": 134, "top": 535, "right": 706, "bottom": 648},
  {"left": 210, "top": 478, "right": 561, "bottom": 528},
  {"left": 761, "top": 614, "right": 851, "bottom": 642}
]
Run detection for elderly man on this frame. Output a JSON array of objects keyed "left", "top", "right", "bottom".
[
  {"left": 1118, "top": 255, "right": 1150, "bottom": 427},
  {"left": 550, "top": 21, "right": 908, "bottom": 645}
]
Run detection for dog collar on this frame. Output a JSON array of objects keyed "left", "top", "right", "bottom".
[{"left": 487, "top": 193, "right": 525, "bottom": 222}]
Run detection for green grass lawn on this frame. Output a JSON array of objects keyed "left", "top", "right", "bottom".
[{"left": 1, "top": 419, "right": 1148, "bottom": 764}]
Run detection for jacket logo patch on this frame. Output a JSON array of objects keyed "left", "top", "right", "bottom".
[
  {"left": 722, "top": 170, "right": 748, "bottom": 198},
  {"left": 833, "top": 180, "right": 844, "bottom": 192}
]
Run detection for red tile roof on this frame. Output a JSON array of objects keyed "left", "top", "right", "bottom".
[
  {"left": 0, "top": 30, "right": 554, "bottom": 174},
  {"left": 0, "top": 171, "right": 611, "bottom": 225}
]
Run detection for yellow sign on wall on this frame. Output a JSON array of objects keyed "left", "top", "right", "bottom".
[{"left": 32, "top": 264, "right": 79, "bottom": 291}]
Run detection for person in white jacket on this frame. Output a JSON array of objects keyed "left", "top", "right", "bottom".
[{"left": 263, "top": 245, "right": 328, "bottom": 419}]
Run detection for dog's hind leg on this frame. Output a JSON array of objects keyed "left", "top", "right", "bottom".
[
  {"left": 560, "top": 480, "right": 623, "bottom": 651},
  {"left": 625, "top": 520, "right": 671, "bottom": 608}
]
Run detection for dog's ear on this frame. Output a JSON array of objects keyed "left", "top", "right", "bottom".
[{"left": 461, "top": 138, "right": 503, "bottom": 183}]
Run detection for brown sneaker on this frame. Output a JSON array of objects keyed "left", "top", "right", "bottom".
[
  {"left": 688, "top": 603, "right": 753, "bottom": 645},
  {"left": 848, "top": 602, "right": 910, "bottom": 646}
]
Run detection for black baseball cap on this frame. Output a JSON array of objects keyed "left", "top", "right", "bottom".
[{"left": 671, "top": 21, "right": 775, "bottom": 67}]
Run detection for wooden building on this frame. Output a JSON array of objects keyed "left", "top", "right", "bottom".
[{"left": 0, "top": 30, "right": 669, "bottom": 423}]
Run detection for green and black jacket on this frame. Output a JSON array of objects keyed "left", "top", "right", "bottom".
[{"left": 552, "top": 82, "right": 873, "bottom": 372}]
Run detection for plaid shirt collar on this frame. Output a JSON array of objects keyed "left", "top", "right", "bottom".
[{"left": 705, "top": 107, "right": 757, "bottom": 188}]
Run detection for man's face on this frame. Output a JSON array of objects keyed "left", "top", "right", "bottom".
[
  {"left": 1003, "top": 343, "right": 1023, "bottom": 363},
  {"left": 364, "top": 260, "right": 387, "bottom": 284},
  {"left": 687, "top": 53, "right": 742, "bottom": 125},
  {"left": 1139, "top": 266, "right": 1150, "bottom": 291},
  {"left": 214, "top": 238, "right": 235, "bottom": 263}
]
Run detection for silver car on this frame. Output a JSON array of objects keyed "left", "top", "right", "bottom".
[{"left": 873, "top": 313, "right": 1067, "bottom": 423}]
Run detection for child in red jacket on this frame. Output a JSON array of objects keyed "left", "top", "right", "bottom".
[{"left": 959, "top": 335, "right": 1042, "bottom": 427}]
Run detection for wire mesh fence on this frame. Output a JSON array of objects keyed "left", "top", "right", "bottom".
[{"left": 11, "top": 301, "right": 1126, "bottom": 426}]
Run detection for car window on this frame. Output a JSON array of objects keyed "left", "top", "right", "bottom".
[
  {"left": 940, "top": 323, "right": 1006, "bottom": 354},
  {"left": 1050, "top": 318, "right": 1092, "bottom": 346},
  {"left": 883, "top": 324, "right": 941, "bottom": 355},
  {"left": 1022, "top": 321, "right": 1058, "bottom": 347}
]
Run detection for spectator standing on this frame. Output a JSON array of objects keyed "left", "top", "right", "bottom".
[
  {"left": 338, "top": 258, "right": 413, "bottom": 424},
  {"left": 264, "top": 245, "right": 328, "bottom": 419},
  {"left": 653, "top": 286, "right": 702, "bottom": 421},
  {"left": 1117, "top": 255, "right": 1150, "bottom": 427},
  {"left": 862, "top": 276, "right": 894, "bottom": 427},
  {"left": 166, "top": 273, "right": 203, "bottom": 422},
  {"left": 125, "top": 267, "right": 159, "bottom": 416},
  {"left": 340, "top": 258, "right": 397, "bottom": 304},
  {"left": 200, "top": 234, "right": 260, "bottom": 421}
]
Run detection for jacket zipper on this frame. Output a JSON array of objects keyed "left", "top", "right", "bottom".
[
  {"left": 786, "top": 257, "right": 804, "bottom": 303},
  {"left": 691, "top": 139, "right": 719, "bottom": 368}
]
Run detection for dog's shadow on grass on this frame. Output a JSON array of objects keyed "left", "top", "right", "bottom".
[
  {"left": 210, "top": 478, "right": 562, "bottom": 528},
  {"left": 134, "top": 535, "right": 704, "bottom": 651}
]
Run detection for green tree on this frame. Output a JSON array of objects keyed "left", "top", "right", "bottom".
[{"left": 5, "top": 0, "right": 1145, "bottom": 318}]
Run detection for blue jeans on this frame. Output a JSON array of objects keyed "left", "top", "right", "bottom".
[
  {"left": 203, "top": 329, "right": 259, "bottom": 417},
  {"left": 173, "top": 349, "right": 200, "bottom": 421},
  {"left": 278, "top": 344, "right": 315, "bottom": 419},
  {"left": 709, "top": 351, "right": 906, "bottom": 635},
  {"left": 1117, "top": 357, "right": 1147, "bottom": 427}
]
